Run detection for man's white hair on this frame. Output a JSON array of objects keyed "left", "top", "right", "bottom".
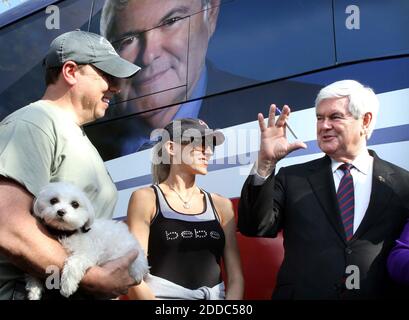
[
  {"left": 100, "top": 0, "right": 212, "bottom": 41},
  {"left": 315, "top": 79, "right": 379, "bottom": 139}
]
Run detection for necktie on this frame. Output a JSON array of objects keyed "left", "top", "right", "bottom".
[{"left": 337, "top": 164, "right": 354, "bottom": 241}]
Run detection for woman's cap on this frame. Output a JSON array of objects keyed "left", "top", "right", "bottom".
[{"left": 162, "top": 118, "right": 225, "bottom": 146}]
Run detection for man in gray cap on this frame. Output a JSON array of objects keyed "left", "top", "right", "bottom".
[{"left": 0, "top": 30, "right": 140, "bottom": 299}]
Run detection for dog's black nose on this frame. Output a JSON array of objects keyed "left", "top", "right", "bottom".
[{"left": 57, "top": 210, "right": 66, "bottom": 217}]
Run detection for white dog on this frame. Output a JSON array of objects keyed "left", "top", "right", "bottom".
[{"left": 26, "top": 181, "right": 149, "bottom": 300}]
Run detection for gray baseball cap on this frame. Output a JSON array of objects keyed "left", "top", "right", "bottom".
[
  {"left": 163, "top": 118, "right": 225, "bottom": 146},
  {"left": 44, "top": 30, "right": 140, "bottom": 78}
]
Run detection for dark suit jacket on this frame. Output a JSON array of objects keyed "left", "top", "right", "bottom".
[{"left": 238, "top": 150, "right": 409, "bottom": 299}]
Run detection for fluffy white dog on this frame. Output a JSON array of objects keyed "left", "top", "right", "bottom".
[{"left": 26, "top": 181, "right": 149, "bottom": 300}]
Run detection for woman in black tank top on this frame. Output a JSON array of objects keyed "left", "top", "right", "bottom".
[{"left": 126, "top": 118, "right": 244, "bottom": 300}]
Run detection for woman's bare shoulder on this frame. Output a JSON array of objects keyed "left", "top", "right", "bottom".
[{"left": 130, "top": 186, "right": 155, "bottom": 201}]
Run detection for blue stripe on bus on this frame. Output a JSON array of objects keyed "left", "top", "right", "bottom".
[{"left": 294, "top": 56, "right": 409, "bottom": 95}]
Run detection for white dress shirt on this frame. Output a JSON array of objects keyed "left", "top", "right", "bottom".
[{"left": 252, "top": 150, "right": 374, "bottom": 234}]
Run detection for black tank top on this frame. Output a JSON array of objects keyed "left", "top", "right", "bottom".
[{"left": 148, "top": 184, "right": 226, "bottom": 289}]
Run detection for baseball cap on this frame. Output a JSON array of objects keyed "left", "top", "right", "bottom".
[
  {"left": 161, "top": 118, "right": 225, "bottom": 147},
  {"left": 44, "top": 30, "right": 140, "bottom": 78}
]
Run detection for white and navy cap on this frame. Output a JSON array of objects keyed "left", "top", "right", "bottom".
[{"left": 162, "top": 118, "right": 225, "bottom": 146}]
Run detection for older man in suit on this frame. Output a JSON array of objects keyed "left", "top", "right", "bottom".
[{"left": 238, "top": 80, "right": 409, "bottom": 299}]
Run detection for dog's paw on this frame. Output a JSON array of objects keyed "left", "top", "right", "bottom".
[
  {"left": 60, "top": 280, "right": 78, "bottom": 298},
  {"left": 60, "top": 272, "right": 80, "bottom": 298},
  {"left": 25, "top": 276, "right": 44, "bottom": 300},
  {"left": 27, "top": 287, "right": 43, "bottom": 300},
  {"left": 130, "top": 256, "right": 150, "bottom": 284},
  {"left": 60, "top": 256, "right": 91, "bottom": 298}
]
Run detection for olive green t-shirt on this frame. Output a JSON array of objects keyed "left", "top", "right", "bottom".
[{"left": 0, "top": 101, "right": 118, "bottom": 299}]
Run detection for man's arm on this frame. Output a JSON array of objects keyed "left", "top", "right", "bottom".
[
  {"left": 238, "top": 169, "right": 285, "bottom": 237},
  {"left": 0, "top": 177, "right": 138, "bottom": 298},
  {"left": 0, "top": 178, "right": 66, "bottom": 276},
  {"left": 238, "top": 104, "right": 306, "bottom": 237}
]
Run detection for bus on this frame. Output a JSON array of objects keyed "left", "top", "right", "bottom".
[{"left": 1, "top": 0, "right": 408, "bottom": 299}]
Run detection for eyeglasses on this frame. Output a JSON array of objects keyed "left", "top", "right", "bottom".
[{"left": 179, "top": 136, "right": 216, "bottom": 152}]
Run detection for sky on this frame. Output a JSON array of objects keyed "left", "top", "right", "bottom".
[{"left": 0, "top": 0, "right": 29, "bottom": 15}]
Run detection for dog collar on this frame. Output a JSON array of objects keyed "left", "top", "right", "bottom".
[{"left": 42, "top": 222, "right": 91, "bottom": 238}]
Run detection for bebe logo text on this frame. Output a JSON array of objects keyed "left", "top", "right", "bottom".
[{"left": 165, "top": 229, "right": 221, "bottom": 241}]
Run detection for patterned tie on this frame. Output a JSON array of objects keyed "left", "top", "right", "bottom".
[{"left": 337, "top": 163, "right": 354, "bottom": 241}]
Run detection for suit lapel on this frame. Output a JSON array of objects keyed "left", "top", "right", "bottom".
[
  {"left": 352, "top": 152, "right": 393, "bottom": 240},
  {"left": 307, "top": 156, "right": 346, "bottom": 243}
]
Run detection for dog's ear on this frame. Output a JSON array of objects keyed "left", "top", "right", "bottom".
[
  {"left": 84, "top": 215, "right": 94, "bottom": 230},
  {"left": 32, "top": 196, "right": 43, "bottom": 218},
  {"left": 32, "top": 197, "right": 38, "bottom": 217},
  {"left": 83, "top": 194, "right": 95, "bottom": 229}
]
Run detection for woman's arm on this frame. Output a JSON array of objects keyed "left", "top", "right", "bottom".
[
  {"left": 126, "top": 187, "right": 157, "bottom": 300},
  {"left": 387, "top": 221, "right": 409, "bottom": 285},
  {"left": 212, "top": 193, "right": 244, "bottom": 300}
]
